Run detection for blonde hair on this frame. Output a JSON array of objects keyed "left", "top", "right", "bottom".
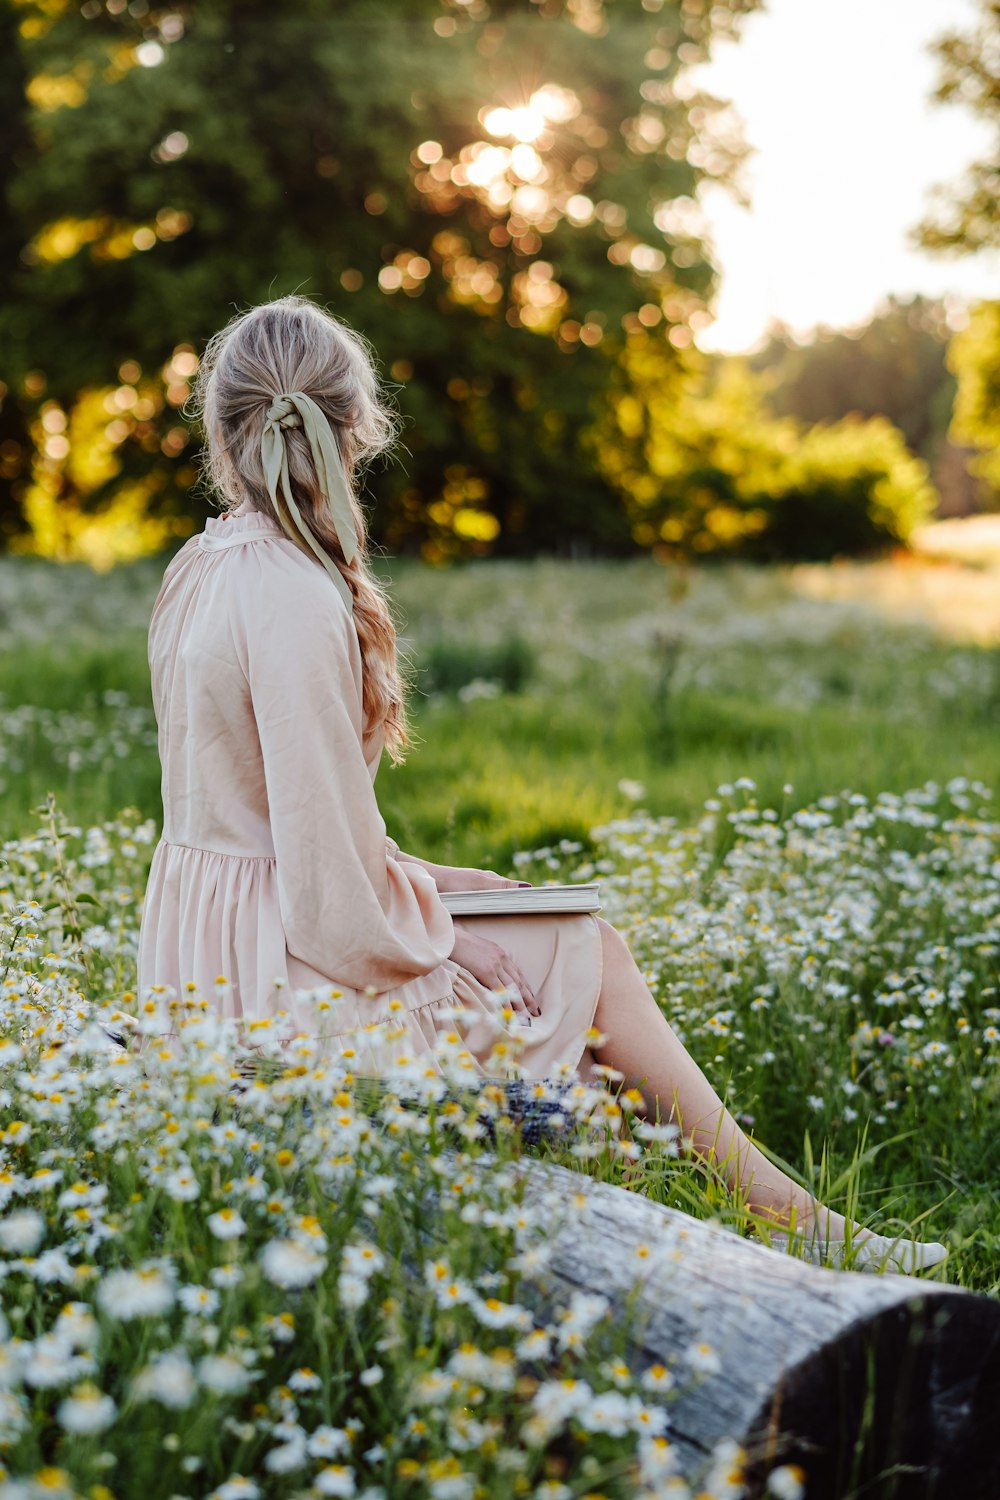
[{"left": 189, "top": 295, "right": 409, "bottom": 762}]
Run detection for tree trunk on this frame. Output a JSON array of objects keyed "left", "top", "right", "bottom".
[{"left": 411, "top": 1151, "right": 1000, "bottom": 1500}]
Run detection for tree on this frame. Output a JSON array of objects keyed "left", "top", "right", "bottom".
[
  {"left": 0, "top": 0, "right": 761, "bottom": 562},
  {"left": 913, "top": 0, "right": 1000, "bottom": 258},
  {"left": 746, "top": 296, "right": 992, "bottom": 518},
  {"left": 0, "top": 1, "right": 35, "bottom": 545},
  {"left": 758, "top": 414, "right": 936, "bottom": 560},
  {"left": 748, "top": 296, "right": 955, "bottom": 467},
  {"left": 913, "top": 1, "right": 1000, "bottom": 502},
  {"left": 946, "top": 299, "right": 1000, "bottom": 493}
]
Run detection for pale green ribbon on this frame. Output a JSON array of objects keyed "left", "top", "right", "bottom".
[{"left": 260, "top": 391, "right": 358, "bottom": 611}]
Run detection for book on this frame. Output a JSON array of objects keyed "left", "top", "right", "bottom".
[{"left": 440, "top": 882, "right": 601, "bottom": 917}]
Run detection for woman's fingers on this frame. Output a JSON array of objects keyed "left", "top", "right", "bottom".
[
  {"left": 515, "top": 970, "right": 539, "bottom": 1014},
  {"left": 509, "top": 957, "right": 537, "bottom": 1008},
  {"left": 498, "top": 960, "right": 539, "bottom": 1017},
  {"left": 495, "top": 968, "right": 527, "bottom": 1011},
  {"left": 488, "top": 961, "right": 527, "bottom": 1013}
]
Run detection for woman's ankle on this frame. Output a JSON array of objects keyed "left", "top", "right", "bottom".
[{"left": 747, "top": 1192, "right": 850, "bottom": 1241}]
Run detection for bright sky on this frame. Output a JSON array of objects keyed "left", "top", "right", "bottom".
[{"left": 689, "top": 0, "right": 1000, "bottom": 352}]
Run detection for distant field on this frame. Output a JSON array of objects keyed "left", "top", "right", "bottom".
[{"left": 912, "top": 510, "right": 1000, "bottom": 572}]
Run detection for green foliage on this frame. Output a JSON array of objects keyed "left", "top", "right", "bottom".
[
  {"left": 0, "top": 0, "right": 761, "bottom": 557},
  {"left": 5, "top": 553, "right": 1000, "bottom": 867},
  {"left": 3, "top": 1, "right": 961, "bottom": 563},
  {"left": 516, "top": 777, "right": 997, "bottom": 1293},
  {"left": 2, "top": 800, "right": 967, "bottom": 1500},
  {"left": 0, "top": 803, "right": 680, "bottom": 1496},
  {"left": 749, "top": 294, "right": 957, "bottom": 467},
  {"left": 912, "top": 7, "right": 1000, "bottom": 510},
  {"left": 914, "top": 0, "right": 1000, "bottom": 257},
  {"left": 752, "top": 414, "right": 937, "bottom": 560},
  {"left": 2, "top": 556, "right": 999, "bottom": 1319},
  {"left": 594, "top": 337, "right": 935, "bottom": 559},
  {"left": 947, "top": 298, "right": 1000, "bottom": 493},
  {"left": 593, "top": 344, "right": 785, "bottom": 553},
  {"left": 0, "top": 2, "right": 34, "bottom": 542}
]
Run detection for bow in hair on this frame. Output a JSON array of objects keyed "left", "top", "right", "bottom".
[{"left": 260, "top": 390, "right": 358, "bottom": 611}]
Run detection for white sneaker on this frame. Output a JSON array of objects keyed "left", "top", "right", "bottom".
[{"left": 759, "top": 1227, "right": 948, "bottom": 1275}]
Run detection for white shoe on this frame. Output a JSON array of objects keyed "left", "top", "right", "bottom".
[{"left": 759, "top": 1227, "right": 948, "bottom": 1275}]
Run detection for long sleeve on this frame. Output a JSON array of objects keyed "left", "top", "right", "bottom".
[{"left": 232, "top": 556, "right": 454, "bottom": 994}]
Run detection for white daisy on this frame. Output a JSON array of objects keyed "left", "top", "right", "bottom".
[
  {"left": 207, "top": 1207, "right": 247, "bottom": 1240},
  {"left": 314, "top": 1464, "right": 357, "bottom": 1497},
  {"left": 178, "top": 1284, "right": 220, "bottom": 1316},
  {"left": 198, "top": 1354, "right": 252, "bottom": 1395},
  {"left": 131, "top": 1350, "right": 196, "bottom": 1409},
  {"left": 260, "top": 1238, "right": 326, "bottom": 1289},
  {"left": 306, "top": 1426, "right": 352, "bottom": 1459},
  {"left": 0, "top": 1209, "right": 45, "bottom": 1255},
  {"left": 97, "top": 1263, "right": 175, "bottom": 1320},
  {"left": 164, "top": 1166, "right": 200, "bottom": 1202},
  {"left": 684, "top": 1340, "right": 722, "bottom": 1376},
  {"left": 57, "top": 1381, "right": 117, "bottom": 1434}
]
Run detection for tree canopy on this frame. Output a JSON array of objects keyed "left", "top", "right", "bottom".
[
  {"left": 0, "top": 0, "right": 950, "bottom": 564},
  {"left": 1, "top": 0, "right": 760, "bottom": 560},
  {"left": 914, "top": 0, "right": 1000, "bottom": 258},
  {"left": 914, "top": 0, "right": 1000, "bottom": 502}
]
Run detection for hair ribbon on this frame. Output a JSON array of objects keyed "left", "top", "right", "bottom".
[{"left": 260, "top": 390, "right": 357, "bottom": 611}]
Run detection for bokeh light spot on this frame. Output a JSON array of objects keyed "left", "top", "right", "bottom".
[{"left": 136, "top": 41, "right": 164, "bottom": 67}]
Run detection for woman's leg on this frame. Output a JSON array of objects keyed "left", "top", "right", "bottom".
[{"left": 583, "top": 918, "right": 851, "bottom": 1238}]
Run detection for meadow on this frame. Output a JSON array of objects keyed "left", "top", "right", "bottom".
[{"left": 1, "top": 540, "right": 998, "bottom": 1499}]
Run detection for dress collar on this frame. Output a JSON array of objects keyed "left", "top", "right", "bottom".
[
  {"left": 200, "top": 506, "right": 284, "bottom": 548},
  {"left": 205, "top": 505, "right": 282, "bottom": 534}
]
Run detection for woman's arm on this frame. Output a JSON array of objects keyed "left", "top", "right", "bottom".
[{"left": 233, "top": 564, "right": 455, "bottom": 992}]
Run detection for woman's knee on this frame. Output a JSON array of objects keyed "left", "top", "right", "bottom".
[{"left": 596, "top": 916, "right": 632, "bottom": 964}]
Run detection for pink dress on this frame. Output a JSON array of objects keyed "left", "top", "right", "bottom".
[{"left": 136, "top": 503, "right": 603, "bottom": 1079}]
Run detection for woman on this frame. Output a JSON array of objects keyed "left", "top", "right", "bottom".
[{"left": 137, "top": 295, "right": 946, "bottom": 1274}]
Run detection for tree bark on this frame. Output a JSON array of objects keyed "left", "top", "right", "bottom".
[{"left": 412, "top": 1151, "right": 1000, "bottom": 1500}]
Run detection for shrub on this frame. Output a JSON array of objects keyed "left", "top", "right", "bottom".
[
  {"left": 748, "top": 414, "right": 937, "bottom": 560},
  {"left": 596, "top": 340, "right": 936, "bottom": 561}
]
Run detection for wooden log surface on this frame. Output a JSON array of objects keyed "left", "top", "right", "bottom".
[
  {"left": 407, "top": 1151, "right": 1000, "bottom": 1500},
  {"left": 230, "top": 1069, "right": 997, "bottom": 1497}
]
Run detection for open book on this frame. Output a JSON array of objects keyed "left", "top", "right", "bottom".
[{"left": 440, "top": 882, "right": 601, "bottom": 917}]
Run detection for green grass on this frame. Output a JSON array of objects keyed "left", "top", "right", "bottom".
[
  {"left": 3, "top": 599, "right": 998, "bottom": 871},
  {"left": 0, "top": 635, "right": 161, "bottom": 839},
  {"left": 379, "top": 680, "right": 999, "bottom": 869}
]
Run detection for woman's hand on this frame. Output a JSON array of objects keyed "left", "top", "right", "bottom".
[
  {"left": 449, "top": 921, "right": 540, "bottom": 1018},
  {"left": 393, "top": 850, "right": 532, "bottom": 895},
  {"left": 433, "top": 865, "right": 531, "bottom": 895}
]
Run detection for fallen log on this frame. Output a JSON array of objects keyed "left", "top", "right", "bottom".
[
  {"left": 226, "top": 1066, "right": 999, "bottom": 1498},
  {"left": 524, "top": 1157, "right": 998, "bottom": 1497},
  {"left": 479, "top": 1158, "right": 995, "bottom": 1500},
  {"left": 409, "top": 1148, "right": 1000, "bottom": 1499}
]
